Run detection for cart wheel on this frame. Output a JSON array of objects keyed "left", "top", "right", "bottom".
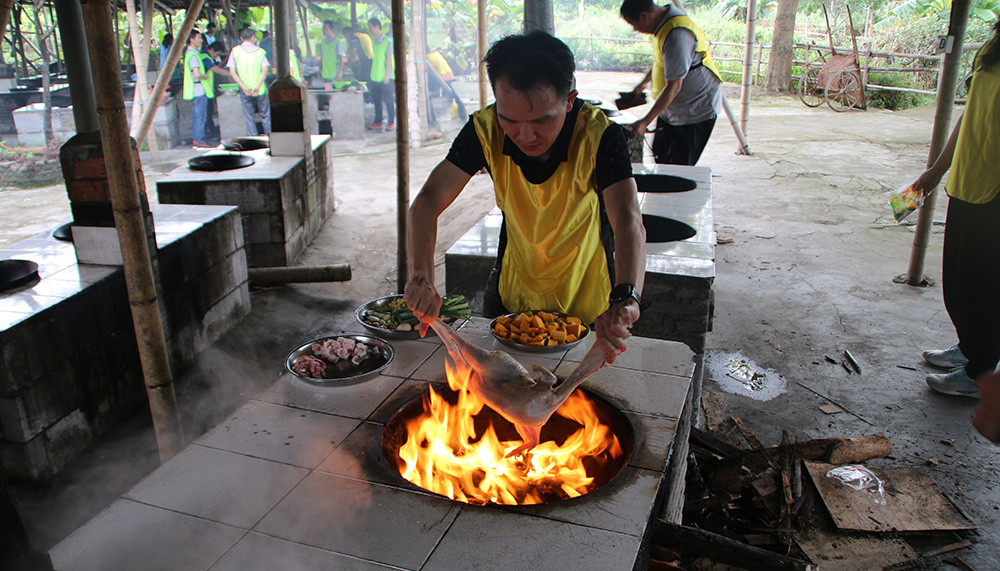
[
  {"left": 825, "top": 70, "right": 863, "bottom": 112},
  {"left": 798, "top": 67, "right": 824, "bottom": 108}
]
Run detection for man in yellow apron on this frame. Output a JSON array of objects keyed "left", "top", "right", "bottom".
[
  {"left": 405, "top": 32, "right": 646, "bottom": 358},
  {"left": 620, "top": 0, "right": 722, "bottom": 165},
  {"left": 226, "top": 27, "right": 271, "bottom": 136}
]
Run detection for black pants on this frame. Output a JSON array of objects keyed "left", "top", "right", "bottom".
[
  {"left": 942, "top": 192, "right": 1000, "bottom": 378},
  {"left": 369, "top": 80, "right": 395, "bottom": 125},
  {"left": 652, "top": 115, "right": 716, "bottom": 166}
]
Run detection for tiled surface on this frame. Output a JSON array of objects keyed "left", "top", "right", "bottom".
[
  {"left": 0, "top": 204, "right": 237, "bottom": 327},
  {"left": 51, "top": 318, "right": 695, "bottom": 570},
  {"left": 154, "top": 135, "right": 330, "bottom": 182}
]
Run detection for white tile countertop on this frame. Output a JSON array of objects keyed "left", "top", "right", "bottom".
[{"left": 49, "top": 317, "right": 695, "bottom": 571}]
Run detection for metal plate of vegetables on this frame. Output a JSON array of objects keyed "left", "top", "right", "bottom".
[
  {"left": 490, "top": 310, "right": 591, "bottom": 353},
  {"left": 286, "top": 335, "right": 393, "bottom": 384},
  {"left": 356, "top": 294, "right": 471, "bottom": 340}
]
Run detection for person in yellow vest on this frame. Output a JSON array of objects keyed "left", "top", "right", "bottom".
[
  {"left": 290, "top": 46, "right": 302, "bottom": 82},
  {"left": 910, "top": 19, "right": 1000, "bottom": 400},
  {"left": 226, "top": 27, "right": 271, "bottom": 136},
  {"left": 319, "top": 20, "right": 346, "bottom": 89},
  {"left": 200, "top": 41, "right": 231, "bottom": 143},
  {"left": 182, "top": 30, "right": 214, "bottom": 148},
  {"left": 426, "top": 49, "right": 465, "bottom": 118},
  {"left": 343, "top": 26, "right": 373, "bottom": 84},
  {"left": 620, "top": 0, "right": 722, "bottom": 165},
  {"left": 404, "top": 32, "right": 646, "bottom": 360},
  {"left": 367, "top": 17, "right": 395, "bottom": 131}
]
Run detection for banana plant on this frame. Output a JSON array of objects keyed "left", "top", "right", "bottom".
[{"left": 891, "top": 0, "right": 999, "bottom": 22}]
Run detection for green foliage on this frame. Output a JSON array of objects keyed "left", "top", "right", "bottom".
[{"left": 865, "top": 71, "right": 935, "bottom": 109}]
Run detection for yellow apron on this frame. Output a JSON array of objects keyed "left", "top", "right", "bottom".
[
  {"left": 946, "top": 51, "right": 1000, "bottom": 204},
  {"left": 472, "top": 103, "right": 613, "bottom": 324},
  {"left": 651, "top": 14, "right": 722, "bottom": 98}
]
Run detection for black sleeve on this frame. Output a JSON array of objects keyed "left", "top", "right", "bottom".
[
  {"left": 595, "top": 123, "right": 634, "bottom": 192},
  {"left": 445, "top": 119, "right": 487, "bottom": 176}
]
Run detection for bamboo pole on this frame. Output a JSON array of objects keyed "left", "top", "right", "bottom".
[
  {"left": 297, "top": 1, "right": 311, "bottom": 59},
  {"left": 0, "top": 0, "right": 12, "bottom": 48},
  {"left": 125, "top": 0, "right": 159, "bottom": 159},
  {"left": 132, "top": 0, "right": 205, "bottom": 149},
  {"left": 79, "top": 0, "right": 184, "bottom": 462},
  {"left": 411, "top": 0, "right": 429, "bottom": 141},
  {"left": 392, "top": 0, "right": 409, "bottom": 293},
  {"left": 739, "top": 0, "right": 758, "bottom": 137},
  {"left": 905, "top": 0, "right": 972, "bottom": 285},
  {"left": 476, "top": 0, "right": 487, "bottom": 109}
]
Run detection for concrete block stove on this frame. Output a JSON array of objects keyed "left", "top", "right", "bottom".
[{"left": 49, "top": 318, "right": 695, "bottom": 570}]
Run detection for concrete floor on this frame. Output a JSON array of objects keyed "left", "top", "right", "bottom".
[{"left": 4, "top": 72, "right": 998, "bottom": 568}]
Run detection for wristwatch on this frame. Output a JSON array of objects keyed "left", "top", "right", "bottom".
[{"left": 609, "top": 283, "right": 641, "bottom": 306}]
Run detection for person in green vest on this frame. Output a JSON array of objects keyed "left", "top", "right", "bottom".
[
  {"left": 367, "top": 17, "right": 395, "bottom": 131},
  {"left": 226, "top": 27, "right": 271, "bottom": 136},
  {"left": 199, "top": 41, "right": 231, "bottom": 143},
  {"left": 620, "top": 0, "right": 722, "bottom": 165},
  {"left": 290, "top": 46, "right": 302, "bottom": 82},
  {"left": 404, "top": 32, "right": 645, "bottom": 361},
  {"left": 182, "top": 29, "right": 214, "bottom": 148},
  {"left": 319, "top": 20, "right": 346, "bottom": 89}
]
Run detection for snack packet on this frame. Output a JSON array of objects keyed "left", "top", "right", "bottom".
[{"left": 887, "top": 184, "right": 923, "bottom": 223}]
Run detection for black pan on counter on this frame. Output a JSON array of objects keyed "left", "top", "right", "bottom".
[
  {"left": 0, "top": 259, "right": 40, "bottom": 293},
  {"left": 221, "top": 137, "right": 269, "bottom": 151},
  {"left": 187, "top": 154, "right": 256, "bottom": 171}
]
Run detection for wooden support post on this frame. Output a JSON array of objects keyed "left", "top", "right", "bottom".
[
  {"left": 740, "top": 0, "right": 759, "bottom": 137},
  {"left": 476, "top": 0, "right": 487, "bottom": 109},
  {"left": 392, "top": 0, "right": 409, "bottom": 293},
  {"left": 79, "top": 0, "right": 184, "bottom": 463}
]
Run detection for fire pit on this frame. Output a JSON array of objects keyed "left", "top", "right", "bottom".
[
  {"left": 0, "top": 259, "right": 40, "bottom": 292},
  {"left": 187, "top": 154, "right": 255, "bottom": 171},
  {"left": 381, "top": 363, "right": 634, "bottom": 506}
]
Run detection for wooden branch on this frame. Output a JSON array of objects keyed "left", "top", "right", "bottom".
[{"left": 652, "top": 521, "right": 816, "bottom": 571}]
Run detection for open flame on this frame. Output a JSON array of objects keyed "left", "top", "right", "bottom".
[{"left": 395, "top": 355, "right": 624, "bottom": 505}]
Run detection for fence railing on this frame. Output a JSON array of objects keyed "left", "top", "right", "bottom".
[{"left": 560, "top": 35, "right": 982, "bottom": 100}]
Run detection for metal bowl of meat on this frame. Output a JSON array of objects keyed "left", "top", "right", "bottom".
[
  {"left": 356, "top": 294, "right": 468, "bottom": 340},
  {"left": 489, "top": 310, "right": 590, "bottom": 353},
  {"left": 286, "top": 334, "right": 394, "bottom": 384}
]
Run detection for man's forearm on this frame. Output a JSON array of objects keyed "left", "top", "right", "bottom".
[
  {"left": 642, "top": 78, "right": 683, "bottom": 125},
  {"left": 614, "top": 217, "right": 647, "bottom": 293},
  {"left": 406, "top": 195, "right": 439, "bottom": 284}
]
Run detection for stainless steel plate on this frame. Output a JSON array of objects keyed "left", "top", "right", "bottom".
[
  {"left": 355, "top": 295, "right": 440, "bottom": 340},
  {"left": 285, "top": 335, "right": 393, "bottom": 384},
  {"left": 489, "top": 311, "right": 590, "bottom": 353}
]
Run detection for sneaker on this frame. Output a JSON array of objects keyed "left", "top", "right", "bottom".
[
  {"left": 926, "top": 367, "right": 980, "bottom": 398},
  {"left": 367, "top": 122, "right": 382, "bottom": 130},
  {"left": 923, "top": 344, "right": 968, "bottom": 368},
  {"left": 385, "top": 122, "right": 395, "bottom": 131},
  {"left": 192, "top": 141, "right": 213, "bottom": 149}
]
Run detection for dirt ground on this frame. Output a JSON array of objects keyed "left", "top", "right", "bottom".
[{"left": 5, "top": 72, "right": 998, "bottom": 568}]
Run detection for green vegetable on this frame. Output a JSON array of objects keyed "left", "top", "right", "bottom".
[{"left": 370, "top": 294, "right": 472, "bottom": 326}]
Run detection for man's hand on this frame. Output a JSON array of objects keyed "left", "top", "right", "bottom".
[
  {"left": 404, "top": 276, "right": 442, "bottom": 336},
  {"left": 627, "top": 117, "right": 653, "bottom": 140},
  {"left": 593, "top": 300, "right": 640, "bottom": 362},
  {"left": 974, "top": 371, "right": 1000, "bottom": 444}
]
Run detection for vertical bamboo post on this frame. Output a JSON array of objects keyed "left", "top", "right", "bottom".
[
  {"left": 79, "top": 0, "right": 184, "bottom": 462},
  {"left": 0, "top": 0, "right": 13, "bottom": 47},
  {"left": 476, "top": 0, "right": 487, "bottom": 109},
  {"left": 125, "top": 0, "right": 159, "bottom": 160},
  {"left": 132, "top": 0, "right": 205, "bottom": 148},
  {"left": 905, "top": 0, "right": 972, "bottom": 285},
  {"left": 739, "top": 0, "right": 758, "bottom": 137},
  {"left": 392, "top": 0, "right": 410, "bottom": 293},
  {"left": 411, "top": 0, "right": 429, "bottom": 140}
]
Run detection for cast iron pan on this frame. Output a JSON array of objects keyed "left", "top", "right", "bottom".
[
  {"left": 187, "top": 154, "right": 256, "bottom": 171},
  {"left": 221, "top": 137, "right": 269, "bottom": 151},
  {"left": 633, "top": 174, "right": 698, "bottom": 193},
  {"left": 0, "top": 259, "right": 40, "bottom": 292}
]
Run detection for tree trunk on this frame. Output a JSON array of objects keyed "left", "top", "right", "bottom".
[
  {"left": 764, "top": 0, "right": 798, "bottom": 93},
  {"left": 31, "top": 3, "right": 53, "bottom": 146}
]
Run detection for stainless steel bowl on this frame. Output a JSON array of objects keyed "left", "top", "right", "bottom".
[
  {"left": 355, "top": 295, "right": 436, "bottom": 340},
  {"left": 286, "top": 335, "right": 394, "bottom": 384},
  {"left": 489, "top": 311, "right": 590, "bottom": 353}
]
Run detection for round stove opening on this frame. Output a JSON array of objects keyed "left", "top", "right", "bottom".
[{"left": 381, "top": 384, "right": 634, "bottom": 506}]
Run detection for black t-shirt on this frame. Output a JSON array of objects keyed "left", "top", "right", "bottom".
[{"left": 445, "top": 99, "right": 633, "bottom": 192}]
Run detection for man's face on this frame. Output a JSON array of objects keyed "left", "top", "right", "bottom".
[
  {"left": 190, "top": 33, "right": 203, "bottom": 49},
  {"left": 324, "top": 24, "right": 334, "bottom": 38},
  {"left": 624, "top": 12, "right": 655, "bottom": 35},
  {"left": 368, "top": 23, "right": 379, "bottom": 36},
  {"left": 493, "top": 77, "right": 576, "bottom": 159}
]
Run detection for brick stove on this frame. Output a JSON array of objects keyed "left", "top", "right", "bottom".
[{"left": 50, "top": 318, "right": 695, "bottom": 570}]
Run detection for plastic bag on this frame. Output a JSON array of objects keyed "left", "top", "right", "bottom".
[
  {"left": 887, "top": 184, "right": 923, "bottom": 223},
  {"left": 826, "top": 464, "right": 887, "bottom": 505}
]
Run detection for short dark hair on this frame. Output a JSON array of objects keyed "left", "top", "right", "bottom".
[
  {"left": 367, "top": 18, "right": 382, "bottom": 30},
  {"left": 484, "top": 31, "right": 575, "bottom": 97},
  {"left": 323, "top": 19, "right": 335, "bottom": 30},
  {"left": 620, "top": 0, "right": 657, "bottom": 22},
  {"left": 188, "top": 29, "right": 200, "bottom": 44},
  {"left": 239, "top": 27, "right": 256, "bottom": 41},
  {"left": 207, "top": 22, "right": 216, "bottom": 30},
  {"left": 208, "top": 41, "right": 227, "bottom": 54}
]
